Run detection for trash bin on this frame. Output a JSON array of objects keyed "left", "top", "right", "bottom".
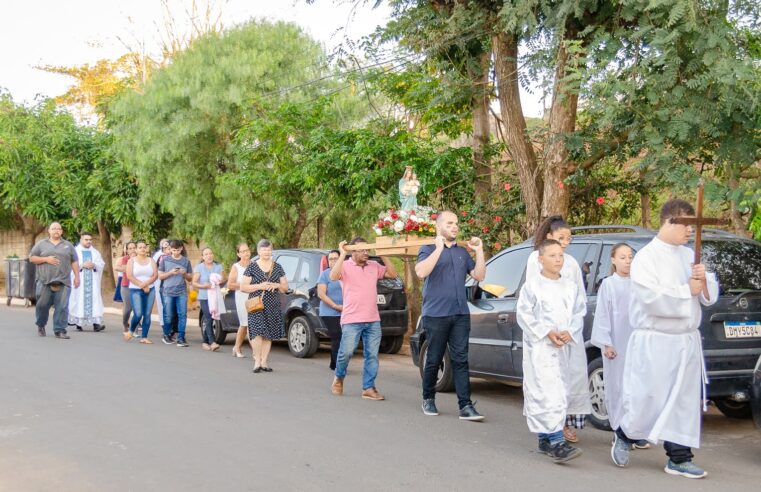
[{"left": 4, "top": 258, "right": 36, "bottom": 306}]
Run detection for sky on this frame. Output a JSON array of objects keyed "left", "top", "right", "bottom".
[{"left": 0, "top": 0, "right": 543, "bottom": 117}]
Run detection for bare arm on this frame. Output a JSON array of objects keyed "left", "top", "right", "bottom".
[
  {"left": 415, "top": 237, "right": 444, "bottom": 279},
  {"left": 468, "top": 237, "right": 486, "bottom": 282},
  {"left": 380, "top": 256, "right": 398, "bottom": 279},
  {"left": 317, "top": 283, "right": 342, "bottom": 311},
  {"left": 329, "top": 241, "right": 347, "bottom": 281},
  {"left": 227, "top": 265, "right": 240, "bottom": 290}
]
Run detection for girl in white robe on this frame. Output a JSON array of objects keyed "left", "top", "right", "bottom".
[
  {"left": 525, "top": 215, "right": 590, "bottom": 443},
  {"left": 518, "top": 240, "right": 587, "bottom": 462},
  {"left": 591, "top": 243, "right": 650, "bottom": 449}
]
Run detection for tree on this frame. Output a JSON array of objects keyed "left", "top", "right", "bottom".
[{"left": 109, "top": 20, "right": 358, "bottom": 255}]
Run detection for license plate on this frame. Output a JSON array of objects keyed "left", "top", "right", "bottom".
[
  {"left": 724, "top": 321, "right": 761, "bottom": 339},
  {"left": 377, "top": 294, "right": 386, "bottom": 304}
]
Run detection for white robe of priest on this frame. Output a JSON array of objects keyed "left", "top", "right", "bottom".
[
  {"left": 517, "top": 274, "right": 588, "bottom": 434},
  {"left": 619, "top": 237, "right": 718, "bottom": 449},
  {"left": 590, "top": 273, "right": 633, "bottom": 430},
  {"left": 526, "top": 251, "right": 591, "bottom": 417},
  {"left": 68, "top": 244, "right": 106, "bottom": 327}
]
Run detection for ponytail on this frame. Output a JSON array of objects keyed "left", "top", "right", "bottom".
[{"left": 533, "top": 215, "right": 569, "bottom": 250}]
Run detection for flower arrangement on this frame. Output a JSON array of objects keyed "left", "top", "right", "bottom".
[{"left": 374, "top": 206, "right": 438, "bottom": 237}]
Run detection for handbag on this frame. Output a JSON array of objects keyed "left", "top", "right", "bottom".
[{"left": 245, "top": 263, "right": 274, "bottom": 313}]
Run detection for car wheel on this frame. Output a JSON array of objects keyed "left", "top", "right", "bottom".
[
  {"left": 587, "top": 357, "right": 612, "bottom": 431},
  {"left": 379, "top": 335, "right": 404, "bottom": 354},
  {"left": 418, "top": 340, "right": 454, "bottom": 393},
  {"left": 288, "top": 315, "right": 319, "bottom": 358},
  {"left": 714, "top": 398, "right": 752, "bottom": 419},
  {"left": 213, "top": 319, "right": 227, "bottom": 345}
]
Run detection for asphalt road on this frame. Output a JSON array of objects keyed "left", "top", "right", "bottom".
[{"left": 1, "top": 305, "right": 760, "bottom": 492}]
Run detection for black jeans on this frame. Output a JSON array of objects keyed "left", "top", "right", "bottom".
[
  {"left": 616, "top": 428, "right": 693, "bottom": 464},
  {"left": 422, "top": 315, "right": 472, "bottom": 409},
  {"left": 321, "top": 316, "right": 342, "bottom": 370}
]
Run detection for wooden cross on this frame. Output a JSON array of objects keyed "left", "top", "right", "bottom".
[{"left": 670, "top": 179, "right": 728, "bottom": 264}]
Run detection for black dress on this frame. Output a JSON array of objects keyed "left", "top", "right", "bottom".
[{"left": 244, "top": 261, "right": 285, "bottom": 340}]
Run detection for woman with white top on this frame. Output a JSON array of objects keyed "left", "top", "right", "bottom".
[
  {"left": 227, "top": 242, "right": 252, "bottom": 358},
  {"left": 125, "top": 240, "right": 158, "bottom": 344}
]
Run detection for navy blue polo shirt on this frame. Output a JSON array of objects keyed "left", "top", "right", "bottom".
[{"left": 418, "top": 243, "right": 475, "bottom": 317}]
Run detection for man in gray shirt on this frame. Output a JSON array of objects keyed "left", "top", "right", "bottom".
[{"left": 29, "top": 222, "right": 80, "bottom": 339}]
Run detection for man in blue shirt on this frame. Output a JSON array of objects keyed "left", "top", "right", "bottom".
[{"left": 415, "top": 210, "right": 486, "bottom": 420}]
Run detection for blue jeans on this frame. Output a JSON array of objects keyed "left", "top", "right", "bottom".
[
  {"left": 335, "top": 321, "right": 382, "bottom": 390},
  {"left": 162, "top": 294, "right": 187, "bottom": 339},
  {"left": 538, "top": 430, "right": 564, "bottom": 446},
  {"left": 129, "top": 288, "right": 155, "bottom": 337},
  {"left": 199, "top": 300, "right": 214, "bottom": 344},
  {"left": 422, "top": 315, "right": 472, "bottom": 409},
  {"left": 35, "top": 282, "right": 70, "bottom": 334}
]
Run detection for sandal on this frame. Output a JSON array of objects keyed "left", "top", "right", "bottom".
[
  {"left": 563, "top": 426, "right": 578, "bottom": 443},
  {"left": 139, "top": 338, "right": 153, "bottom": 344},
  {"left": 123, "top": 331, "right": 133, "bottom": 341}
]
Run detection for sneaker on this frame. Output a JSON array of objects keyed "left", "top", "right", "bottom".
[
  {"left": 54, "top": 332, "right": 70, "bottom": 340},
  {"left": 331, "top": 377, "right": 343, "bottom": 396},
  {"left": 177, "top": 339, "right": 189, "bottom": 347},
  {"left": 422, "top": 399, "right": 439, "bottom": 416},
  {"left": 538, "top": 438, "right": 551, "bottom": 455},
  {"left": 210, "top": 343, "right": 220, "bottom": 352},
  {"left": 361, "top": 387, "right": 385, "bottom": 401},
  {"left": 664, "top": 460, "right": 707, "bottom": 479},
  {"left": 458, "top": 404, "right": 485, "bottom": 421},
  {"left": 37, "top": 326, "right": 47, "bottom": 337},
  {"left": 169, "top": 333, "right": 177, "bottom": 343},
  {"left": 633, "top": 439, "right": 651, "bottom": 449},
  {"left": 548, "top": 442, "right": 582, "bottom": 463},
  {"left": 202, "top": 343, "right": 211, "bottom": 351},
  {"left": 162, "top": 335, "right": 173, "bottom": 345},
  {"left": 611, "top": 433, "right": 631, "bottom": 467}
]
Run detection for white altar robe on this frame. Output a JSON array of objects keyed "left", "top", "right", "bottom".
[
  {"left": 517, "top": 274, "right": 588, "bottom": 433},
  {"left": 68, "top": 244, "right": 106, "bottom": 326},
  {"left": 590, "top": 273, "right": 633, "bottom": 430},
  {"left": 525, "top": 251, "right": 591, "bottom": 418},
  {"left": 620, "top": 237, "right": 718, "bottom": 448}
]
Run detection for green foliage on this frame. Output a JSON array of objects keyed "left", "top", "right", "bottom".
[{"left": 0, "top": 93, "right": 138, "bottom": 240}]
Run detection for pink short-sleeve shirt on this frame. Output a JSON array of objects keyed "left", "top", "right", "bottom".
[{"left": 339, "top": 259, "right": 386, "bottom": 325}]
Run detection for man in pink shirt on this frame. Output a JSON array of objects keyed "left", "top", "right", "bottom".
[{"left": 330, "top": 237, "right": 399, "bottom": 400}]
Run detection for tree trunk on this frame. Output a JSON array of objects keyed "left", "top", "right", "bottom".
[
  {"left": 727, "top": 166, "right": 750, "bottom": 237},
  {"left": 492, "top": 32, "right": 543, "bottom": 234},
  {"left": 640, "top": 169, "right": 651, "bottom": 229},
  {"left": 18, "top": 211, "right": 45, "bottom": 256},
  {"left": 97, "top": 220, "right": 116, "bottom": 291},
  {"left": 316, "top": 215, "right": 324, "bottom": 248},
  {"left": 403, "top": 258, "right": 421, "bottom": 354},
  {"left": 541, "top": 36, "right": 579, "bottom": 218},
  {"left": 287, "top": 206, "right": 308, "bottom": 248},
  {"left": 469, "top": 49, "right": 492, "bottom": 202}
]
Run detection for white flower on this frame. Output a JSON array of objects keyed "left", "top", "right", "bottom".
[
  {"left": 393, "top": 220, "right": 404, "bottom": 232},
  {"left": 374, "top": 227, "right": 383, "bottom": 236}
]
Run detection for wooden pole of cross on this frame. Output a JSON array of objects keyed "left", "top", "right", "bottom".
[{"left": 670, "top": 179, "right": 728, "bottom": 264}]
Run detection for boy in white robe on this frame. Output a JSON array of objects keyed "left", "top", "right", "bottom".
[
  {"left": 611, "top": 199, "right": 719, "bottom": 479},
  {"left": 68, "top": 232, "right": 106, "bottom": 332},
  {"left": 517, "top": 239, "right": 587, "bottom": 463}
]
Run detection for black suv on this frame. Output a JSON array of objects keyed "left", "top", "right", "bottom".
[
  {"left": 211, "top": 249, "right": 409, "bottom": 357},
  {"left": 409, "top": 226, "right": 761, "bottom": 429}
]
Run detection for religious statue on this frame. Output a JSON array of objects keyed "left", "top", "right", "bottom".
[{"left": 399, "top": 165, "right": 420, "bottom": 211}]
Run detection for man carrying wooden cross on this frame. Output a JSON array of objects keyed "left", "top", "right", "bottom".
[{"left": 611, "top": 198, "right": 720, "bottom": 479}]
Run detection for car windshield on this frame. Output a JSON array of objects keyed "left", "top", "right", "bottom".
[{"left": 703, "top": 240, "right": 761, "bottom": 294}]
